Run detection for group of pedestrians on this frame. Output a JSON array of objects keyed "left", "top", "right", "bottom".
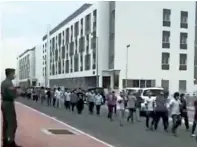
[
  {"left": 143, "top": 91, "right": 197, "bottom": 137},
  {"left": 24, "top": 86, "right": 197, "bottom": 139}
]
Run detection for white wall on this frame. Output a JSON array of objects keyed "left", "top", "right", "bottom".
[
  {"left": 115, "top": 1, "right": 195, "bottom": 93},
  {"left": 35, "top": 44, "right": 44, "bottom": 86}
]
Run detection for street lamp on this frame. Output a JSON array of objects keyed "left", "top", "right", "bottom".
[
  {"left": 91, "top": 33, "right": 99, "bottom": 87},
  {"left": 125, "top": 44, "right": 130, "bottom": 88}
]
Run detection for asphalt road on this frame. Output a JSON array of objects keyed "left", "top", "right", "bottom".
[{"left": 17, "top": 98, "right": 196, "bottom": 147}]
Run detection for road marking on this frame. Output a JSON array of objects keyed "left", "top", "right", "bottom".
[
  {"left": 16, "top": 102, "right": 115, "bottom": 147},
  {"left": 41, "top": 129, "right": 54, "bottom": 136}
]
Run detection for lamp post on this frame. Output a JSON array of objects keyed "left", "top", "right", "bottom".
[
  {"left": 125, "top": 44, "right": 130, "bottom": 88},
  {"left": 91, "top": 33, "right": 99, "bottom": 87}
]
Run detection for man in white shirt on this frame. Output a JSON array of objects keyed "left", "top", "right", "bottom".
[
  {"left": 168, "top": 92, "right": 182, "bottom": 136},
  {"left": 117, "top": 95, "right": 125, "bottom": 126},
  {"left": 88, "top": 91, "right": 95, "bottom": 114},
  {"left": 95, "top": 93, "right": 103, "bottom": 116},
  {"left": 55, "top": 87, "right": 62, "bottom": 108},
  {"left": 144, "top": 91, "right": 155, "bottom": 130},
  {"left": 64, "top": 89, "right": 71, "bottom": 110}
]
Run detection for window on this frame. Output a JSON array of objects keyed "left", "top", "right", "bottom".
[
  {"left": 161, "top": 80, "right": 169, "bottom": 91},
  {"left": 179, "top": 54, "right": 187, "bottom": 70},
  {"left": 180, "top": 32, "right": 187, "bottom": 49},
  {"left": 179, "top": 80, "right": 187, "bottom": 92},
  {"left": 143, "top": 89, "right": 164, "bottom": 97},
  {"left": 180, "top": 11, "right": 188, "bottom": 29},
  {"left": 80, "top": 54, "right": 83, "bottom": 71},
  {"left": 163, "top": 9, "right": 171, "bottom": 27},
  {"left": 162, "top": 31, "right": 170, "bottom": 48},
  {"left": 161, "top": 52, "right": 170, "bottom": 70},
  {"left": 85, "top": 54, "right": 90, "bottom": 70}
]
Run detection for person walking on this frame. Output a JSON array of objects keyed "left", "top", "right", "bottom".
[
  {"left": 191, "top": 98, "right": 197, "bottom": 137},
  {"left": 117, "top": 94, "right": 125, "bottom": 126},
  {"left": 154, "top": 91, "right": 169, "bottom": 131},
  {"left": 106, "top": 91, "right": 114, "bottom": 120},
  {"left": 112, "top": 91, "right": 117, "bottom": 115},
  {"left": 70, "top": 90, "right": 78, "bottom": 112},
  {"left": 95, "top": 92, "right": 103, "bottom": 116},
  {"left": 180, "top": 93, "right": 189, "bottom": 131},
  {"left": 46, "top": 88, "right": 52, "bottom": 106},
  {"left": 127, "top": 92, "right": 137, "bottom": 123},
  {"left": 52, "top": 88, "right": 56, "bottom": 107},
  {"left": 55, "top": 87, "right": 62, "bottom": 108},
  {"left": 168, "top": 92, "right": 182, "bottom": 136},
  {"left": 144, "top": 91, "right": 155, "bottom": 130},
  {"left": 64, "top": 89, "right": 71, "bottom": 110},
  {"left": 76, "top": 93, "right": 84, "bottom": 114},
  {"left": 1, "top": 68, "right": 22, "bottom": 147},
  {"left": 40, "top": 87, "right": 45, "bottom": 104},
  {"left": 88, "top": 91, "right": 95, "bottom": 114}
]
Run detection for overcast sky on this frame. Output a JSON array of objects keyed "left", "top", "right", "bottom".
[{"left": 0, "top": 1, "right": 92, "bottom": 81}]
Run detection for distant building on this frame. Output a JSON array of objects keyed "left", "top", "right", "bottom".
[
  {"left": 16, "top": 1, "right": 197, "bottom": 93},
  {"left": 16, "top": 47, "right": 36, "bottom": 87}
]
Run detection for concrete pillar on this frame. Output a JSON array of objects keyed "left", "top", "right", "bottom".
[
  {"left": 99, "top": 74, "right": 103, "bottom": 87},
  {"left": 110, "top": 74, "right": 114, "bottom": 89}
]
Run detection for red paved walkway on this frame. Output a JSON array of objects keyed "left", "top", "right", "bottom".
[{"left": 14, "top": 102, "right": 113, "bottom": 147}]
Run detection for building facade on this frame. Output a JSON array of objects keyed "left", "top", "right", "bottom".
[
  {"left": 42, "top": 2, "right": 111, "bottom": 89},
  {"left": 17, "top": 47, "right": 36, "bottom": 87},
  {"left": 39, "top": 1, "right": 196, "bottom": 93},
  {"left": 35, "top": 44, "right": 45, "bottom": 86},
  {"left": 114, "top": 1, "right": 196, "bottom": 93}
]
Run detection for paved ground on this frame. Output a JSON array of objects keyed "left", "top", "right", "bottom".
[
  {"left": 17, "top": 98, "right": 196, "bottom": 147},
  {"left": 14, "top": 101, "right": 112, "bottom": 147}
]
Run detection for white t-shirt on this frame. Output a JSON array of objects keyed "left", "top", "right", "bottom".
[
  {"left": 95, "top": 95, "right": 103, "bottom": 105},
  {"left": 116, "top": 96, "right": 124, "bottom": 110},
  {"left": 144, "top": 97, "right": 155, "bottom": 111},
  {"left": 55, "top": 90, "right": 61, "bottom": 99},
  {"left": 168, "top": 98, "right": 181, "bottom": 115},
  {"left": 65, "top": 92, "right": 71, "bottom": 101}
]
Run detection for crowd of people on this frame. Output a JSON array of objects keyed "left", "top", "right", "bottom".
[{"left": 23, "top": 86, "right": 197, "bottom": 139}]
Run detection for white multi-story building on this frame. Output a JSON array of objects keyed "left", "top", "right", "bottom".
[
  {"left": 35, "top": 44, "right": 45, "bottom": 86},
  {"left": 17, "top": 47, "right": 36, "bottom": 87},
  {"left": 41, "top": 1, "right": 196, "bottom": 93}
]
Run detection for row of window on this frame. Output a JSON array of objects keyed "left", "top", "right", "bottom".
[
  {"left": 162, "top": 31, "right": 188, "bottom": 49},
  {"left": 163, "top": 9, "right": 188, "bottom": 29},
  {"left": 43, "top": 53, "right": 96, "bottom": 76},
  {"left": 122, "top": 79, "right": 187, "bottom": 92},
  {"left": 161, "top": 53, "right": 187, "bottom": 70},
  {"left": 43, "top": 10, "right": 97, "bottom": 54},
  {"left": 19, "top": 69, "right": 30, "bottom": 80}
]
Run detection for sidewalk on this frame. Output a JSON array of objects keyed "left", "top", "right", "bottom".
[{"left": 15, "top": 102, "right": 113, "bottom": 147}]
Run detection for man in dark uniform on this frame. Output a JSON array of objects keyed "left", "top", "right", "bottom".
[{"left": 1, "top": 68, "right": 21, "bottom": 147}]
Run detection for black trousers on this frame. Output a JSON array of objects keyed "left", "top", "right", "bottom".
[
  {"left": 33, "top": 95, "right": 38, "bottom": 102},
  {"left": 127, "top": 108, "right": 136, "bottom": 122},
  {"left": 154, "top": 111, "right": 169, "bottom": 130},
  {"left": 181, "top": 111, "right": 189, "bottom": 130},
  {"left": 146, "top": 111, "right": 155, "bottom": 129},
  {"left": 89, "top": 102, "right": 94, "bottom": 114},
  {"left": 52, "top": 97, "right": 56, "bottom": 107},
  {"left": 107, "top": 105, "right": 113, "bottom": 120},
  {"left": 96, "top": 105, "right": 101, "bottom": 115},
  {"left": 192, "top": 119, "right": 197, "bottom": 134},
  {"left": 27, "top": 93, "right": 31, "bottom": 99},
  {"left": 171, "top": 114, "right": 182, "bottom": 134},
  {"left": 64, "top": 101, "right": 70, "bottom": 110},
  {"left": 71, "top": 102, "right": 76, "bottom": 111}
]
